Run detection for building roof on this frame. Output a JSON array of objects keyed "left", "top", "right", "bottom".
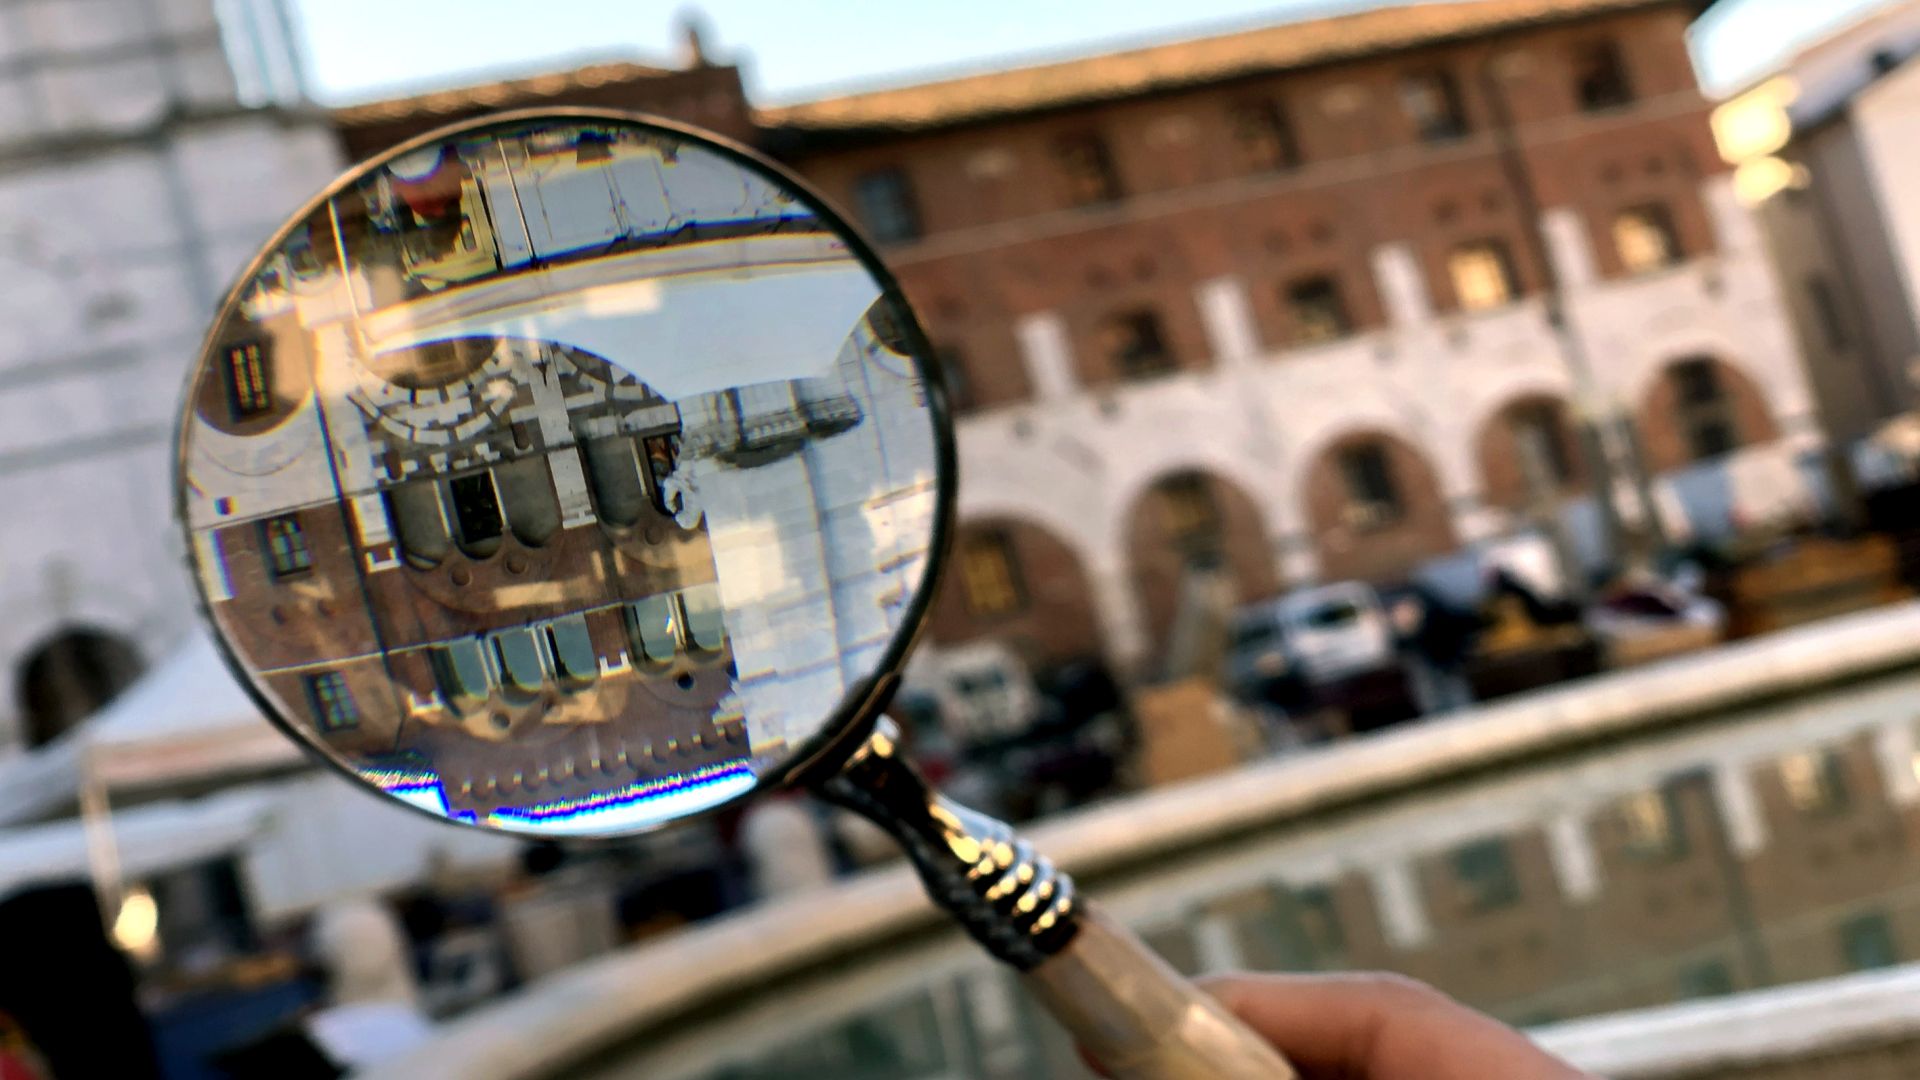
[
  {"left": 333, "top": 59, "right": 677, "bottom": 128},
  {"left": 760, "top": 0, "right": 1693, "bottom": 134}
]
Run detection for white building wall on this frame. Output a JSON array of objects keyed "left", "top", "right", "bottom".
[
  {"left": 953, "top": 175, "right": 1817, "bottom": 672},
  {"left": 1852, "top": 58, "right": 1920, "bottom": 383},
  {"left": 0, "top": 0, "right": 341, "bottom": 752}
]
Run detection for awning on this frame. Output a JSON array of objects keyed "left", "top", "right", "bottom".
[
  {"left": 0, "top": 631, "right": 304, "bottom": 826},
  {"left": 0, "top": 788, "right": 276, "bottom": 899}
]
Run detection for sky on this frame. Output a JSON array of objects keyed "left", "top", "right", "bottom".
[{"left": 286, "top": 0, "right": 1899, "bottom": 107}]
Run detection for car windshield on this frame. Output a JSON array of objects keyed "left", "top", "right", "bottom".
[{"left": 1300, "top": 600, "right": 1363, "bottom": 629}]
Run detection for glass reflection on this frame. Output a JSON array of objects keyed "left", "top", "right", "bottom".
[{"left": 179, "top": 118, "right": 939, "bottom": 837}]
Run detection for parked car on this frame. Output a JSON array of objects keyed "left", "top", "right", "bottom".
[
  {"left": 1227, "top": 583, "right": 1414, "bottom": 730},
  {"left": 1585, "top": 576, "right": 1727, "bottom": 668}
]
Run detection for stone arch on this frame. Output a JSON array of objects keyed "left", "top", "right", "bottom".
[
  {"left": 1303, "top": 431, "right": 1458, "bottom": 583},
  {"left": 926, "top": 516, "right": 1106, "bottom": 673},
  {"left": 1474, "top": 393, "right": 1588, "bottom": 512},
  {"left": 1634, "top": 355, "right": 1778, "bottom": 474},
  {"left": 14, "top": 626, "right": 145, "bottom": 749},
  {"left": 1123, "top": 469, "right": 1282, "bottom": 652}
]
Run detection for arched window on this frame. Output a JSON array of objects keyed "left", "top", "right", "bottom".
[
  {"left": 1670, "top": 358, "right": 1739, "bottom": 461},
  {"left": 958, "top": 530, "right": 1025, "bottom": 618},
  {"left": 15, "top": 628, "right": 144, "bottom": 748},
  {"left": 1153, "top": 474, "right": 1223, "bottom": 558}
]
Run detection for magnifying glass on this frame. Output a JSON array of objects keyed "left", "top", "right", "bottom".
[{"left": 174, "top": 110, "right": 1293, "bottom": 1080}]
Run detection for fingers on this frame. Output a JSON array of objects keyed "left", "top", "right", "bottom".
[{"left": 1197, "top": 972, "right": 1590, "bottom": 1080}]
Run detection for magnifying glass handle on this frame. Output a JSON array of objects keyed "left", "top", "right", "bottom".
[
  {"left": 820, "top": 723, "right": 1297, "bottom": 1080},
  {"left": 1026, "top": 905, "right": 1298, "bottom": 1080}
]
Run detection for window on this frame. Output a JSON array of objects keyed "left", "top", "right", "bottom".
[
  {"left": 260, "top": 514, "right": 312, "bottom": 578},
  {"left": 1670, "top": 359, "right": 1739, "bottom": 461},
  {"left": 1230, "top": 98, "right": 1301, "bottom": 172},
  {"left": 959, "top": 530, "right": 1024, "bottom": 618},
  {"left": 1056, "top": 132, "right": 1123, "bottom": 206},
  {"left": 305, "top": 671, "right": 359, "bottom": 732},
  {"left": 1619, "top": 787, "right": 1688, "bottom": 860},
  {"left": 1509, "top": 402, "right": 1577, "bottom": 490},
  {"left": 1840, "top": 913, "right": 1899, "bottom": 971},
  {"left": 431, "top": 638, "right": 492, "bottom": 703},
  {"left": 447, "top": 472, "right": 504, "bottom": 545},
  {"left": 626, "top": 595, "right": 680, "bottom": 661},
  {"left": 682, "top": 586, "right": 727, "bottom": 652},
  {"left": 1292, "top": 885, "right": 1345, "bottom": 955},
  {"left": 1614, "top": 204, "right": 1682, "bottom": 274},
  {"left": 1156, "top": 475, "right": 1221, "bottom": 553},
  {"left": 1678, "top": 959, "right": 1734, "bottom": 999},
  {"left": 1102, "top": 310, "right": 1175, "bottom": 380},
  {"left": 852, "top": 167, "right": 922, "bottom": 245},
  {"left": 546, "top": 615, "right": 597, "bottom": 684},
  {"left": 1400, "top": 70, "right": 1470, "bottom": 141},
  {"left": 1806, "top": 274, "right": 1851, "bottom": 351},
  {"left": 934, "top": 344, "right": 973, "bottom": 412},
  {"left": 1286, "top": 276, "right": 1353, "bottom": 344},
  {"left": 1780, "top": 748, "right": 1850, "bottom": 815},
  {"left": 1451, "top": 838, "right": 1520, "bottom": 912},
  {"left": 1574, "top": 41, "right": 1634, "bottom": 111},
  {"left": 1449, "top": 240, "right": 1520, "bottom": 311},
  {"left": 222, "top": 341, "right": 272, "bottom": 421},
  {"left": 1337, "top": 443, "right": 1404, "bottom": 528},
  {"left": 490, "top": 628, "right": 546, "bottom": 692}
]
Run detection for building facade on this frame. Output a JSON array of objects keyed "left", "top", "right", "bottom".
[
  {"left": 1714, "top": 0, "right": 1920, "bottom": 447},
  {"left": 0, "top": 0, "right": 341, "bottom": 752},
  {"left": 766, "top": 0, "right": 1816, "bottom": 677},
  {"left": 2, "top": 0, "right": 1827, "bottom": 752},
  {"left": 181, "top": 120, "right": 935, "bottom": 832}
]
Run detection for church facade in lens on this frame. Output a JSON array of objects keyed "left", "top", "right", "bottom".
[{"left": 182, "top": 122, "right": 932, "bottom": 830}]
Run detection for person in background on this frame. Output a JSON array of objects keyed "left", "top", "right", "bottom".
[
  {"left": 0, "top": 884, "right": 163, "bottom": 1079},
  {"left": 215, "top": 899, "right": 432, "bottom": 1078}
]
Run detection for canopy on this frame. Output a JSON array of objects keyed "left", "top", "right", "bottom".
[
  {"left": 0, "top": 788, "right": 275, "bottom": 899},
  {"left": 0, "top": 631, "right": 302, "bottom": 826}
]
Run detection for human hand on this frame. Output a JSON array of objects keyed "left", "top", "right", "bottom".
[{"left": 1197, "top": 972, "right": 1590, "bottom": 1079}]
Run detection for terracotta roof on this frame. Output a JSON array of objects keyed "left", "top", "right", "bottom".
[
  {"left": 760, "top": 0, "right": 1688, "bottom": 133},
  {"left": 333, "top": 60, "right": 675, "bottom": 127}
]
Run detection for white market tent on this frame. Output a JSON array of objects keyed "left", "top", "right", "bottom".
[
  {"left": 0, "top": 632, "right": 515, "bottom": 917},
  {"left": 0, "top": 629, "right": 302, "bottom": 827}
]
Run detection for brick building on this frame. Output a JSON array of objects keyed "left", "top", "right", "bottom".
[
  {"left": 759, "top": 0, "right": 1814, "bottom": 678},
  {"left": 334, "top": 0, "right": 1817, "bottom": 684}
]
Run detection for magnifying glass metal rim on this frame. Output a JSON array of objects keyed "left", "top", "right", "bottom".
[{"left": 170, "top": 106, "right": 961, "bottom": 838}]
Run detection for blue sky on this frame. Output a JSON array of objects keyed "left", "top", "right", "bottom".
[{"left": 289, "top": 0, "right": 1896, "bottom": 105}]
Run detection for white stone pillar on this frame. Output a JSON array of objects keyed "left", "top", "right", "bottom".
[
  {"left": 1191, "top": 911, "right": 1244, "bottom": 974},
  {"left": 1540, "top": 207, "right": 1599, "bottom": 290},
  {"left": 1546, "top": 813, "right": 1602, "bottom": 903},
  {"left": 1367, "top": 860, "right": 1431, "bottom": 950},
  {"left": 1014, "top": 311, "right": 1079, "bottom": 402},
  {"left": 1370, "top": 244, "right": 1432, "bottom": 328},
  {"left": 1087, "top": 556, "right": 1150, "bottom": 673},
  {"left": 1194, "top": 276, "right": 1262, "bottom": 367},
  {"left": 1711, "top": 760, "right": 1768, "bottom": 858},
  {"left": 1873, "top": 719, "right": 1920, "bottom": 807}
]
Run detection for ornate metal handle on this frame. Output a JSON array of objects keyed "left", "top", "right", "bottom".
[
  {"left": 818, "top": 720, "right": 1076, "bottom": 969},
  {"left": 818, "top": 722, "right": 1298, "bottom": 1079}
]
